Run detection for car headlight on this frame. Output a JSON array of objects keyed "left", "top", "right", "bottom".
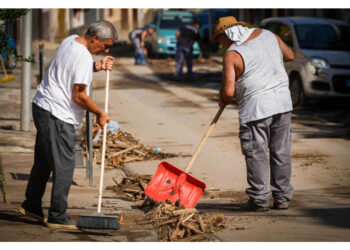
[
  {"left": 157, "top": 36, "right": 166, "bottom": 44},
  {"left": 310, "top": 57, "right": 330, "bottom": 69}
]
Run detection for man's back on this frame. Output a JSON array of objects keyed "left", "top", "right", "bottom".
[
  {"left": 177, "top": 24, "right": 199, "bottom": 49},
  {"left": 227, "top": 29, "right": 292, "bottom": 124},
  {"left": 130, "top": 27, "right": 145, "bottom": 40}
]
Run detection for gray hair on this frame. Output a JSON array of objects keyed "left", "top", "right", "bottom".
[{"left": 85, "top": 20, "right": 118, "bottom": 42}]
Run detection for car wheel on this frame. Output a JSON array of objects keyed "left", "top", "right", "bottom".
[{"left": 289, "top": 74, "right": 306, "bottom": 108}]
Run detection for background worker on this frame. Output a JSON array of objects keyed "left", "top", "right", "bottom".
[
  {"left": 211, "top": 16, "right": 295, "bottom": 212},
  {"left": 19, "top": 20, "right": 118, "bottom": 229},
  {"left": 174, "top": 21, "right": 202, "bottom": 81},
  {"left": 129, "top": 24, "right": 156, "bottom": 65}
]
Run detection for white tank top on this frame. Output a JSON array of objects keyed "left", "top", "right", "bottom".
[{"left": 227, "top": 29, "right": 293, "bottom": 124}]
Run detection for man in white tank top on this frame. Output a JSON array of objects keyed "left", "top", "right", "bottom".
[
  {"left": 19, "top": 21, "right": 118, "bottom": 229},
  {"left": 211, "top": 16, "right": 295, "bottom": 212}
]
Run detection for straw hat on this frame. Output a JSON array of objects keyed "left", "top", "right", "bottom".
[{"left": 210, "top": 16, "right": 247, "bottom": 44}]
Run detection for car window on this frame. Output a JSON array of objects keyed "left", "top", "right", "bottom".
[
  {"left": 261, "top": 22, "right": 280, "bottom": 34},
  {"left": 278, "top": 24, "right": 293, "bottom": 47},
  {"left": 262, "top": 22, "right": 293, "bottom": 47},
  {"left": 159, "top": 15, "right": 194, "bottom": 29},
  {"left": 295, "top": 24, "right": 350, "bottom": 50}
]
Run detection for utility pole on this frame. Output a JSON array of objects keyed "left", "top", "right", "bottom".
[
  {"left": 208, "top": 9, "right": 213, "bottom": 39},
  {"left": 95, "top": 8, "right": 101, "bottom": 21},
  {"left": 20, "top": 10, "right": 32, "bottom": 132}
]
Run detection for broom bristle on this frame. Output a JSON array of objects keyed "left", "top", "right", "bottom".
[
  {"left": 76, "top": 213, "right": 120, "bottom": 230},
  {"left": 1, "top": 75, "right": 15, "bottom": 83}
]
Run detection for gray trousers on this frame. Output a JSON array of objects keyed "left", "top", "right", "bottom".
[
  {"left": 22, "top": 103, "right": 75, "bottom": 223},
  {"left": 239, "top": 112, "right": 293, "bottom": 207},
  {"left": 175, "top": 47, "right": 193, "bottom": 78}
]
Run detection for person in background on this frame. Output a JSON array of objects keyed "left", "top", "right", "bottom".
[
  {"left": 129, "top": 24, "right": 156, "bottom": 65},
  {"left": 174, "top": 20, "right": 202, "bottom": 81}
]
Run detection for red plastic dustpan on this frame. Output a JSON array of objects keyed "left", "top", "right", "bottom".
[{"left": 145, "top": 107, "right": 225, "bottom": 208}]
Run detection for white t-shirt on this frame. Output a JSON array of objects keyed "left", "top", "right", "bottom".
[{"left": 33, "top": 35, "right": 93, "bottom": 125}]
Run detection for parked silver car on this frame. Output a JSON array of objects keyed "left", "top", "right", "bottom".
[{"left": 260, "top": 17, "right": 350, "bottom": 107}]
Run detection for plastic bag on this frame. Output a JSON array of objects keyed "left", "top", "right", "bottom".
[{"left": 107, "top": 120, "right": 121, "bottom": 134}]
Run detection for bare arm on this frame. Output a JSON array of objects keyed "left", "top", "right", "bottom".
[
  {"left": 219, "top": 51, "right": 236, "bottom": 108},
  {"left": 176, "top": 30, "right": 180, "bottom": 39},
  {"left": 141, "top": 30, "right": 148, "bottom": 47},
  {"left": 274, "top": 34, "right": 294, "bottom": 62},
  {"left": 72, "top": 84, "right": 110, "bottom": 127}
]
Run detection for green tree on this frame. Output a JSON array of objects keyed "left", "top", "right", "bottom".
[{"left": 0, "top": 9, "right": 34, "bottom": 63}]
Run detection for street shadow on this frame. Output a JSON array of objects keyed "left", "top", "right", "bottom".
[
  {"left": 66, "top": 230, "right": 113, "bottom": 238},
  {"left": 9, "top": 172, "right": 78, "bottom": 186},
  {"left": 292, "top": 100, "right": 350, "bottom": 140},
  {"left": 196, "top": 202, "right": 240, "bottom": 212},
  {"left": 0, "top": 210, "right": 44, "bottom": 226},
  {"left": 0, "top": 117, "right": 19, "bottom": 121},
  {"left": 151, "top": 72, "right": 222, "bottom": 91},
  {"left": 109, "top": 42, "right": 134, "bottom": 58},
  {"left": 301, "top": 207, "right": 350, "bottom": 229}
]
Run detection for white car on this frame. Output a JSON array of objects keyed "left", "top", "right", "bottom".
[{"left": 260, "top": 17, "right": 350, "bottom": 107}]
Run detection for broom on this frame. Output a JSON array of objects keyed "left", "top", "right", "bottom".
[
  {"left": 1, "top": 56, "right": 15, "bottom": 83},
  {"left": 76, "top": 70, "right": 120, "bottom": 230}
]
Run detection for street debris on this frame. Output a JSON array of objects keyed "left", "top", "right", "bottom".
[
  {"left": 136, "top": 200, "right": 227, "bottom": 241},
  {"left": 106, "top": 174, "right": 152, "bottom": 203},
  {"left": 107, "top": 174, "right": 227, "bottom": 241},
  {"left": 81, "top": 123, "right": 185, "bottom": 169}
]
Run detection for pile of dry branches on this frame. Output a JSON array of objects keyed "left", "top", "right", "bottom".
[
  {"left": 107, "top": 175, "right": 227, "bottom": 242},
  {"left": 81, "top": 123, "right": 181, "bottom": 169},
  {"left": 106, "top": 174, "right": 152, "bottom": 203},
  {"left": 137, "top": 200, "right": 227, "bottom": 241}
]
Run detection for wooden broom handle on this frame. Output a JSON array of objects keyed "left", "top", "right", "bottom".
[
  {"left": 0, "top": 57, "right": 9, "bottom": 77},
  {"left": 184, "top": 106, "right": 225, "bottom": 173},
  {"left": 97, "top": 70, "right": 110, "bottom": 213}
]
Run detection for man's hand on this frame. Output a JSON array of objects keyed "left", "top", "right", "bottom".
[
  {"left": 218, "top": 98, "right": 228, "bottom": 108},
  {"left": 96, "top": 112, "right": 110, "bottom": 128},
  {"left": 94, "top": 56, "right": 115, "bottom": 72}
]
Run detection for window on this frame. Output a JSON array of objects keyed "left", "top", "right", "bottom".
[
  {"left": 159, "top": 15, "right": 194, "bottom": 29},
  {"left": 277, "top": 24, "right": 293, "bottom": 48},
  {"left": 295, "top": 24, "right": 350, "bottom": 50},
  {"left": 262, "top": 22, "right": 293, "bottom": 47}
]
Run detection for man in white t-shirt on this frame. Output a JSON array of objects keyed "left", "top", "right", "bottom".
[{"left": 19, "top": 20, "right": 118, "bottom": 229}]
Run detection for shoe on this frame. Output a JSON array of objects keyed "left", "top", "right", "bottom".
[
  {"left": 273, "top": 202, "right": 289, "bottom": 210},
  {"left": 45, "top": 217, "right": 77, "bottom": 230},
  {"left": 240, "top": 199, "right": 269, "bottom": 212},
  {"left": 18, "top": 206, "right": 47, "bottom": 223}
]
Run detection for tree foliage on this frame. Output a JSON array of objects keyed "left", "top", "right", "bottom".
[
  {"left": 0, "top": 9, "right": 28, "bottom": 22},
  {"left": 0, "top": 8, "right": 34, "bottom": 63}
]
